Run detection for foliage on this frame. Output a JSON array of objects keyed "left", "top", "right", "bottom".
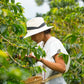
[
  {"left": 43, "top": 0, "right": 84, "bottom": 84},
  {"left": 35, "top": 0, "right": 44, "bottom": 6},
  {"left": 36, "top": 13, "right": 42, "bottom": 17},
  {"left": 50, "top": 0, "right": 77, "bottom": 8},
  {"left": 35, "top": 0, "right": 52, "bottom": 6},
  {"left": 0, "top": 0, "right": 46, "bottom": 83}
]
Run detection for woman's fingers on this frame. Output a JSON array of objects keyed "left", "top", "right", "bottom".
[
  {"left": 28, "top": 55, "right": 42, "bottom": 62},
  {"left": 28, "top": 55, "right": 35, "bottom": 58}
]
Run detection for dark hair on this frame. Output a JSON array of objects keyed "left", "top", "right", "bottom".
[{"left": 44, "top": 29, "right": 51, "bottom": 34}]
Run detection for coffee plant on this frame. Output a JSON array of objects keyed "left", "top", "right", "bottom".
[{"left": 0, "top": 0, "right": 46, "bottom": 83}]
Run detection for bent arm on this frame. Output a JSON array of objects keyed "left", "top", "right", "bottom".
[{"left": 40, "top": 54, "right": 66, "bottom": 73}]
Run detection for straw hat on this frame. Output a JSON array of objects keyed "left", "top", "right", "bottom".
[{"left": 24, "top": 17, "right": 53, "bottom": 38}]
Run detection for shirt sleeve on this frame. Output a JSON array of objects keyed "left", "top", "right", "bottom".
[
  {"left": 48, "top": 39, "right": 70, "bottom": 72},
  {"left": 49, "top": 39, "right": 68, "bottom": 57}
]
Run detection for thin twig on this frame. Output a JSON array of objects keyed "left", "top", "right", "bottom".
[
  {"left": 7, "top": 52, "right": 30, "bottom": 69},
  {"left": 0, "top": 34, "right": 30, "bottom": 69},
  {"left": 0, "top": 34, "right": 27, "bottom": 49}
]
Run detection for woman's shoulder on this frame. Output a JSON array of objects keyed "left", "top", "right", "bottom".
[{"left": 49, "top": 36, "right": 62, "bottom": 44}]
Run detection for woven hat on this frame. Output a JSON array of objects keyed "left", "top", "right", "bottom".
[{"left": 24, "top": 17, "right": 53, "bottom": 38}]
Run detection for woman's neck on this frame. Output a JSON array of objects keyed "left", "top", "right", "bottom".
[{"left": 43, "top": 34, "right": 51, "bottom": 44}]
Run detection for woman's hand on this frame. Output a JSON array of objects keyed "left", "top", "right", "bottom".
[{"left": 28, "top": 55, "right": 42, "bottom": 62}]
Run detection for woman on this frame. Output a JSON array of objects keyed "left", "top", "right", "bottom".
[{"left": 24, "top": 17, "right": 70, "bottom": 84}]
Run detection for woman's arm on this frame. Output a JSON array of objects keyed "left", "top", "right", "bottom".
[
  {"left": 29, "top": 54, "right": 66, "bottom": 73},
  {"left": 40, "top": 54, "right": 66, "bottom": 73}
]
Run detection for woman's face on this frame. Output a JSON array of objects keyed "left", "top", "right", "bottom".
[{"left": 31, "top": 32, "right": 44, "bottom": 43}]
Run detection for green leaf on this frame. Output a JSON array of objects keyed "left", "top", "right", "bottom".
[
  {"left": 4, "top": 0, "right": 9, "bottom": 4},
  {"left": 63, "top": 34, "right": 72, "bottom": 41},
  {"left": 11, "top": 0, "right": 15, "bottom": 3},
  {"left": 70, "top": 35, "right": 77, "bottom": 44},
  {"left": 7, "top": 45, "right": 13, "bottom": 55},
  {"left": 12, "top": 5, "right": 17, "bottom": 14},
  {"left": 32, "top": 58, "right": 36, "bottom": 64},
  {"left": 58, "top": 53, "right": 69, "bottom": 64},
  {"left": 27, "top": 48, "right": 30, "bottom": 56},
  {"left": 0, "top": 36, "right": 2, "bottom": 43},
  {"left": 35, "top": 66, "right": 42, "bottom": 73},
  {"left": 16, "top": 4, "right": 23, "bottom": 13},
  {"left": 82, "top": 43, "right": 84, "bottom": 55},
  {"left": 42, "top": 50, "right": 46, "bottom": 57},
  {"left": 0, "top": 24, "right": 7, "bottom": 34},
  {"left": 21, "top": 49, "right": 27, "bottom": 58},
  {"left": 37, "top": 46, "right": 46, "bottom": 57},
  {"left": 33, "top": 49, "right": 37, "bottom": 57},
  {"left": 76, "top": 51, "right": 82, "bottom": 59},
  {"left": 12, "top": 24, "right": 23, "bottom": 35},
  {"left": 28, "top": 57, "right": 33, "bottom": 66},
  {"left": 37, "top": 66, "right": 42, "bottom": 72},
  {"left": 36, "top": 54, "right": 40, "bottom": 59},
  {"left": 35, "top": 0, "right": 44, "bottom": 6},
  {"left": 37, "top": 47, "right": 43, "bottom": 57},
  {"left": 41, "top": 66, "right": 46, "bottom": 72}
]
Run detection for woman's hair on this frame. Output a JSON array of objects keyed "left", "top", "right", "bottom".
[{"left": 44, "top": 29, "right": 51, "bottom": 34}]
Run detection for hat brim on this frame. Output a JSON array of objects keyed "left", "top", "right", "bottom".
[{"left": 24, "top": 26, "right": 53, "bottom": 38}]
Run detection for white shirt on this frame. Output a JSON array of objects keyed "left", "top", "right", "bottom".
[{"left": 36, "top": 37, "right": 70, "bottom": 79}]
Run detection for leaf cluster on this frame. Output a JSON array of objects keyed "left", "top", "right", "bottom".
[{"left": 0, "top": 0, "right": 46, "bottom": 83}]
